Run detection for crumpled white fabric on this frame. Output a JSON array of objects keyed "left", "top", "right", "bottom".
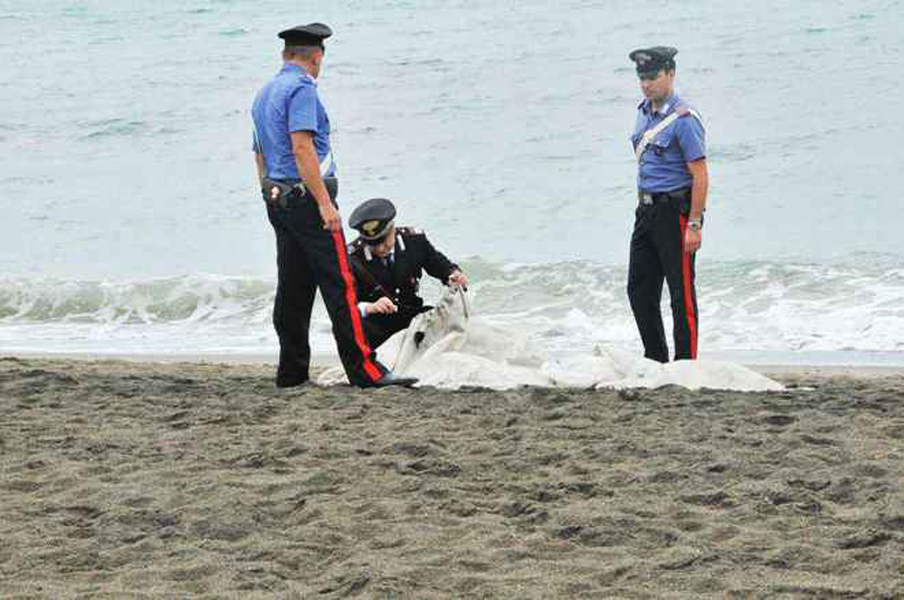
[{"left": 318, "top": 288, "right": 783, "bottom": 392}]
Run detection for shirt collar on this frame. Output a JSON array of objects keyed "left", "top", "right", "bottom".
[
  {"left": 280, "top": 62, "right": 315, "bottom": 84},
  {"left": 640, "top": 92, "right": 679, "bottom": 116}
]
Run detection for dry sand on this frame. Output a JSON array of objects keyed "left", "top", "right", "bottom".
[{"left": 1, "top": 355, "right": 903, "bottom": 598}]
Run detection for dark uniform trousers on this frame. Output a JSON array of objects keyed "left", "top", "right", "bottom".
[
  {"left": 627, "top": 192, "right": 699, "bottom": 363},
  {"left": 266, "top": 178, "right": 385, "bottom": 387}
]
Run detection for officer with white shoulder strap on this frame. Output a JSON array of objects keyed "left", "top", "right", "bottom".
[{"left": 626, "top": 45, "right": 709, "bottom": 363}]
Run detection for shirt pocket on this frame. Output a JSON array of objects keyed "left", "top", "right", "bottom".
[{"left": 651, "top": 129, "right": 676, "bottom": 156}]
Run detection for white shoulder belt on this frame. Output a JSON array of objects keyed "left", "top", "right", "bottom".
[
  {"left": 319, "top": 149, "right": 334, "bottom": 177},
  {"left": 634, "top": 109, "right": 702, "bottom": 162}
]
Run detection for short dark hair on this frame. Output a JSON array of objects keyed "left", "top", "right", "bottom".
[{"left": 282, "top": 44, "right": 322, "bottom": 61}]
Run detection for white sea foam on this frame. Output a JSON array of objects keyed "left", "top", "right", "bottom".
[{"left": 2, "top": 258, "right": 903, "bottom": 365}]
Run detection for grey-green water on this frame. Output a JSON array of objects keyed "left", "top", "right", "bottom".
[{"left": 1, "top": 1, "right": 902, "bottom": 359}]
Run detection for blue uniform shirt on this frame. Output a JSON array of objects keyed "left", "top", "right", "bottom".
[
  {"left": 631, "top": 93, "right": 705, "bottom": 192},
  {"left": 251, "top": 63, "right": 336, "bottom": 180}
]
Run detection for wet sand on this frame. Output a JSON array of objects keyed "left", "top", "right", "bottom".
[{"left": 1, "top": 356, "right": 903, "bottom": 598}]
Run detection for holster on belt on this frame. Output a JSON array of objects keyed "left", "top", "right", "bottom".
[{"left": 261, "top": 177, "right": 306, "bottom": 208}]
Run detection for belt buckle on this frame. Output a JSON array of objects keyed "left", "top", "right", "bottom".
[{"left": 641, "top": 192, "right": 653, "bottom": 206}]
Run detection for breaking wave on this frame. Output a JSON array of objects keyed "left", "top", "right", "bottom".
[{"left": 1, "top": 256, "right": 903, "bottom": 358}]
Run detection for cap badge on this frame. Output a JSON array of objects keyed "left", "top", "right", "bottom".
[
  {"left": 636, "top": 52, "right": 651, "bottom": 65},
  {"left": 362, "top": 220, "right": 381, "bottom": 236}
]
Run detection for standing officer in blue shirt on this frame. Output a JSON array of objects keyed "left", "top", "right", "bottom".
[
  {"left": 627, "top": 46, "right": 708, "bottom": 363},
  {"left": 251, "top": 23, "right": 415, "bottom": 388}
]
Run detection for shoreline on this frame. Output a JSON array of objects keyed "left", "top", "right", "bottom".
[{"left": 4, "top": 350, "right": 904, "bottom": 379}]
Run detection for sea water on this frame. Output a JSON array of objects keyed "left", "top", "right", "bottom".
[{"left": 1, "top": 0, "right": 903, "bottom": 365}]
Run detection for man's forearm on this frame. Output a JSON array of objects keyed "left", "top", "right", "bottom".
[
  {"left": 254, "top": 153, "right": 266, "bottom": 184},
  {"left": 690, "top": 178, "right": 707, "bottom": 220},
  {"left": 688, "top": 160, "right": 708, "bottom": 221}
]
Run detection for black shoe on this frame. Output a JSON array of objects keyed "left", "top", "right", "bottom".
[
  {"left": 276, "top": 376, "right": 309, "bottom": 389},
  {"left": 368, "top": 372, "right": 418, "bottom": 388}
]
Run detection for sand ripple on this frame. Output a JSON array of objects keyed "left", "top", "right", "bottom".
[{"left": 1, "top": 357, "right": 902, "bottom": 598}]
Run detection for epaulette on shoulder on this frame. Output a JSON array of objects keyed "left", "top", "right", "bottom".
[
  {"left": 677, "top": 108, "right": 704, "bottom": 127},
  {"left": 347, "top": 238, "right": 364, "bottom": 253},
  {"left": 397, "top": 226, "right": 424, "bottom": 237}
]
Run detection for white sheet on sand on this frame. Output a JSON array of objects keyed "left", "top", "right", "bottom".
[{"left": 318, "top": 289, "right": 784, "bottom": 392}]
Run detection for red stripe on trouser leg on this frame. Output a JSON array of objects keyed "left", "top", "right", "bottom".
[
  {"left": 331, "top": 230, "right": 383, "bottom": 382},
  {"left": 679, "top": 215, "right": 698, "bottom": 359}
]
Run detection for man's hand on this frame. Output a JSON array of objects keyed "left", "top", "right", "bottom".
[
  {"left": 448, "top": 270, "right": 468, "bottom": 288},
  {"left": 684, "top": 228, "right": 702, "bottom": 253},
  {"left": 365, "top": 297, "right": 398, "bottom": 315},
  {"left": 318, "top": 202, "right": 342, "bottom": 231}
]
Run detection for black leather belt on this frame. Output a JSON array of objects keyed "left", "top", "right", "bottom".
[
  {"left": 638, "top": 188, "right": 690, "bottom": 206},
  {"left": 264, "top": 176, "right": 339, "bottom": 208}
]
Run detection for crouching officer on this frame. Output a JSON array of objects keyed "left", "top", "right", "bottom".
[
  {"left": 251, "top": 23, "right": 415, "bottom": 388},
  {"left": 347, "top": 198, "right": 468, "bottom": 349},
  {"left": 626, "top": 46, "right": 708, "bottom": 363}
]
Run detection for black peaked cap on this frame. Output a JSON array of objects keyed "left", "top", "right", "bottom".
[
  {"left": 278, "top": 22, "right": 333, "bottom": 46},
  {"left": 628, "top": 46, "right": 678, "bottom": 74},
  {"left": 349, "top": 198, "right": 397, "bottom": 241}
]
